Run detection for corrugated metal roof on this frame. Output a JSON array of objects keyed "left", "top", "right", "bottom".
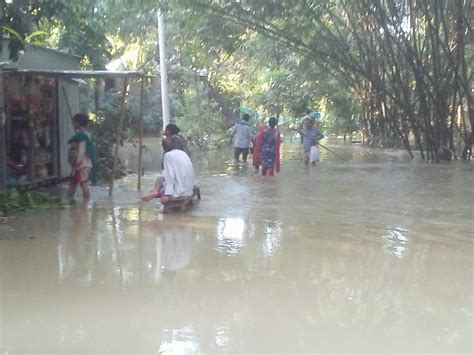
[
  {"left": 2, "top": 69, "right": 151, "bottom": 78},
  {"left": 27, "top": 44, "right": 82, "bottom": 61}
]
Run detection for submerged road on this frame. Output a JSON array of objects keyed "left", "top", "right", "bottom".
[{"left": 1, "top": 143, "right": 472, "bottom": 353}]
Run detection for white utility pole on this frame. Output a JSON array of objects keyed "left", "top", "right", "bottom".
[{"left": 158, "top": 9, "right": 170, "bottom": 129}]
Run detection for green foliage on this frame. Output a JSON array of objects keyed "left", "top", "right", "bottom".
[
  {"left": 158, "top": 0, "right": 472, "bottom": 159},
  {"left": 3, "top": 0, "right": 470, "bottom": 159},
  {"left": 78, "top": 78, "right": 164, "bottom": 180},
  {"left": 0, "top": 187, "right": 64, "bottom": 216},
  {"left": 1, "top": 0, "right": 66, "bottom": 59},
  {"left": 90, "top": 107, "right": 128, "bottom": 182}
]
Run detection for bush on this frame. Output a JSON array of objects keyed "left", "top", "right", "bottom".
[{"left": 0, "top": 187, "right": 64, "bottom": 216}]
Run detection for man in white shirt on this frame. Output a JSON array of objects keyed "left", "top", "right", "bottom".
[{"left": 142, "top": 137, "right": 195, "bottom": 203}]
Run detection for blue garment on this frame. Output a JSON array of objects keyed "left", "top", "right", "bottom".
[
  {"left": 68, "top": 131, "right": 97, "bottom": 184},
  {"left": 261, "top": 130, "right": 276, "bottom": 168}
]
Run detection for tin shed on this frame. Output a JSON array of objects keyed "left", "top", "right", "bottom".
[{"left": 0, "top": 41, "right": 80, "bottom": 189}]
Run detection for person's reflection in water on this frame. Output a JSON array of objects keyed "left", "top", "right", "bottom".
[
  {"left": 142, "top": 221, "right": 196, "bottom": 281},
  {"left": 232, "top": 162, "right": 249, "bottom": 177},
  {"left": 58, "top": 201, "right": 94, "bottom": 281}
]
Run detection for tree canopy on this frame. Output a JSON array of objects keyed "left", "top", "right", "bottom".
[{"left": 1, "top": 0, "right": 472, "bottom": 160}]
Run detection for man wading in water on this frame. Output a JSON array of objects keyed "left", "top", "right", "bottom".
[
  {"left": 231, "top": 113, "right": 254, "bottom": 165},
  {"left": 301, "top": 115, "right": 324, "bottom": 165}
]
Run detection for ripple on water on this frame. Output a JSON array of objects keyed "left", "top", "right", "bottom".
[
  {"left": 158, "top": 326, "right": 200, "bottom": 354},
  {"left": 383, "top": 227, "right": 409, "bottom": 259}
]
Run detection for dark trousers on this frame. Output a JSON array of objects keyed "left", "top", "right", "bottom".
[{"left": 234, "top": 147, "right": 250, "bottom": 162}]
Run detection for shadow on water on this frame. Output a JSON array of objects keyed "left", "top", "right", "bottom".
[{"left": 0, "top": 140, "right": 472, "bottom": 353}]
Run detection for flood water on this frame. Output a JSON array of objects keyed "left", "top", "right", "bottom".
[{"left": 0, "top": 142, "right": 472, "bottom": 354}]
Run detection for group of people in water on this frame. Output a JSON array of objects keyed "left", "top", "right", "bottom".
[
  {"left": 231, "top": 113, "right": 281, "bottom": 175},
  {"left": 67, "top": 113, "right": 323, "bottom": 203},
  {"left": 231, "top": 113, "right": 324, "bottom": 171}
]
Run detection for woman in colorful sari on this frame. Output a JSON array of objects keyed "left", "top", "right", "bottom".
[
  {"left": 253, "top": 117, "right": 281, "bottom": 176},
  {"left": 252, "top": 122, "right": 266, "bottom": 171}
]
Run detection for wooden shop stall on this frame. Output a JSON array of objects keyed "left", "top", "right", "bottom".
[
  {"left": 0, "top": 40, "right": 146, "bottom": 193},
  {"left": 0, "top": 41, "right": 81, "bottom": 189}
]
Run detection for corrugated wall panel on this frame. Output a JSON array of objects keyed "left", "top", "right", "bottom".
[{"left": 57, "top": 80, "right": 79, "bottom": 179}]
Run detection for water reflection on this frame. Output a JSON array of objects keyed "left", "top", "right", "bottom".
[
  {"left": 153, "top": 223, "right": 195, "bottom": 272},
  {"left": 216, "top": 218, "right": 247, "bottom": 256},
  {"left": 383, "top": 227, "right": 409, "bottom": 259},
  {"left": 215, "top": 326, "right": 231, "bottom": 351},
  {"left": 55, "top": 205, "right": 197, "bottom": 286},
  {"left": 158, "top": 326, "right": 200, "bottom": 354},
  {"left": 262, "top": 220, "right": 283, "bottom": 257}
]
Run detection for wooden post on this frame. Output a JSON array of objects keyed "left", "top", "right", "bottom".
[
  {"left": 195, "top": 74, "right": 202, "bottom": 136},
  {"left": 51, "top": 78, "right": 59, "bottom": 178},
  {"left": 109, "top": 77, "right": 129, "bottom": 197},
  {"left": 137, "top": 78, "right": 144, "bottom": 189},
  {"left": 206, "top": 77, "right": 211, "bottom": 138},
  {"left": 94, "top": 79, "right": 100, "bottom": 115},
  {"left": 93, "top": 78, "right": 102, "bottom": 125},
  {"left": 0, "top": 72, "right": 6, "bottom": 190}
]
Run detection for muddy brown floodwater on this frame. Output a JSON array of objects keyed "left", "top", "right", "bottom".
[{"left": 0, "top": 142, "right": 472, "bottom": 353}]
